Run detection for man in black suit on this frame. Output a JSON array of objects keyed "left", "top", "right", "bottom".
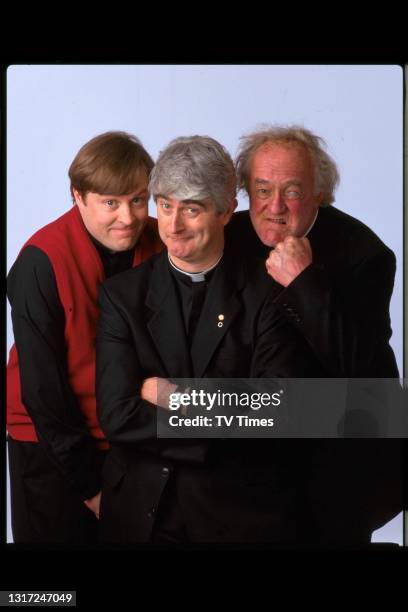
[
  {"left": 227, "top": 125, "right": 404, "bottom": 541},
  {"left": 230, "top": 125, "right": 399, "bottom": 379},
  {"left": 96, "top": 136, "right": 327, "bottom": 545}
]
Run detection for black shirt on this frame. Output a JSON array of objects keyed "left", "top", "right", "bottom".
[
  {"left": 168, "top": 260, "right": 217, "bottom": 347},
  {"left": 7, "top": 236, "right": 135, "bottom": 500}
]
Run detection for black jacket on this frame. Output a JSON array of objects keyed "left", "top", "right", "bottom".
[
  {"left": 225, "top": 207, "right": 404, "bottom": 542},
  {"left": 96, "top": 248, "right": 327, "bottom": 544},
  {"left": 96, "top": 208, "right": 403, "bottom": 545},
  {"left": 226, "top": 206, "right": 399, "bottom": 378}
]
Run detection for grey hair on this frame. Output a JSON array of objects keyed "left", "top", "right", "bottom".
[
  {"left": 149, "top": 135, "right": 236, "bottom": 214},
  {"left": 235, "top": 125, "right": 340, "bottom": 206}
]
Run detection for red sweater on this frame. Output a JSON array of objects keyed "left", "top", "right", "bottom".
[{"left": 7, "top": 206, "right": 163, "bottom": 448}]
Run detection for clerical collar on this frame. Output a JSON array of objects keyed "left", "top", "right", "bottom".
[
  {"left": 168, "top": 253, "right": 223, "bottom": 282},
  {"left": 303, "top": 209, "right": 319, "bottom": 238}
]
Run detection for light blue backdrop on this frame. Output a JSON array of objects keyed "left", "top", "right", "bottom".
[{"left": 6, "top": 65, "right": 404, "bottom": 544}]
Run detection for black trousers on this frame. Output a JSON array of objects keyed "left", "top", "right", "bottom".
[
  {"left": 8, "top": 437, "right": 105, "bottom": 545},
  {"left": 150, "top": 476, "right": 189, "bottom": 545}
]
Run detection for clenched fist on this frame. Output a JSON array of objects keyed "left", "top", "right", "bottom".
[
  {"left": 141, "top": 376, "right": 178, "bottom": 410},
  {"left": 265, "top": 236, "right": 312, "bottom": 287}
]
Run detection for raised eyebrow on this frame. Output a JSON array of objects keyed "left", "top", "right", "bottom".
[
  {"left": 253, "top": 179, "right": 302, "bottom": 188},
  {"left": 101, "top": 191, "right": 147, "bottom": 200},
  {"left": 181, "top": 199, "right": 206, "bottom": 208},
  {"left": 283, "top": 180, "right": 302, "bottom": 188}
]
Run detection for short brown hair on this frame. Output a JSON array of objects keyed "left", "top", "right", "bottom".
[{"left": 68, "top": 131, "right": 154, "bottom": 201}]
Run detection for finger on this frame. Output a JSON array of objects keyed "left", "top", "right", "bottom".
[
  {"left": 283, "top": 235, "right": 300, "bottom": 245},
  {"left": 265, "top": 257, "right": 273, "bottom": 272}
]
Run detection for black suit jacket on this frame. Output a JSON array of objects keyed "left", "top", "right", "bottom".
[
  {"left": 225, "top": 207, "right": 404, "bottom": 542},
  {"left": 227, "top": 206, "right": 399, "bottom": 378},
  {"left": 96, "top": 248, "right": 327, "bottom": 544}
]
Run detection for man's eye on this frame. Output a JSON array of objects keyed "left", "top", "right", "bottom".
[
  {"left": 256, "top": 189, "right": 270, "bottom": 198},
  {"left": 185, "top": 207, "right": 199, "bottom": 215},
  {"left": 285, "top": 190, "right": 301, "bottom": 199},
  {"left": 105, "top": 200, "right": 117, "bottom": 208},
  {"left": 132, "top": 197, "right": 144, "bottom": 206}
]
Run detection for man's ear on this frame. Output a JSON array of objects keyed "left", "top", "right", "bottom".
[
  {"left": 223, "top": 198, "right": 238, "bottom": 226},
  {"left": 73, "top": 188, "right": 86, "bottom": 207},
  {"left": 315, "top": 192, "right": 324, "bottom": 207}
]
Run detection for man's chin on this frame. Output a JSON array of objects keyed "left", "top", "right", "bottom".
[
  {"left": 259, "top": 227, "right": 287, "bottom": 247},
  {"left": 168, "top": 248, "right": 192, "bottom": 261},
  {"left": 109, "top": 236, "right": 139, "bottom": 252}
]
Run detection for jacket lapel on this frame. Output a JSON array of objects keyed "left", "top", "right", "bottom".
[
  {"left": 190, "top": 252, "right": 246, "bottom": 377},
  {"left": 146, "top": 252, "right": 193, "bottom": 378},
  {"left": 308, "top": 208, "right": 343, "bottom": 270}
]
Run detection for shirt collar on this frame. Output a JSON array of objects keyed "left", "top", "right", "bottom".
[
  {"left": 302, "top": 208, "right": 319, "bottom": 238},
  {"left": 167, "top": 252, "right": 223, "bottom": 283}
]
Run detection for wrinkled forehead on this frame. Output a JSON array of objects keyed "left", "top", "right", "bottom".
[
  {"left": 253, "top": 141, "right": 313, "bottom": 166},
  {"left": 250, "top": 142, "right": 315, "bottom": 181}
]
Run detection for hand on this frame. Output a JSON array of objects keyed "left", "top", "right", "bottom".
[
  {"left": 265, "top": 236, "right": 312, "bottom": 287},
  {"left": 141, "top": 377, "right": 178, "bottom": 410},
  {"left": 141, "top": 377, "right": 159, "bottom": 404},
  {"left": 84, "top": 491, "right": 101, "bottom": 519}
]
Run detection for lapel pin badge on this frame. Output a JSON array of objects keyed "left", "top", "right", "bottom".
[{"left": 218, "top": 314, "right": 224, "bottom": 328}]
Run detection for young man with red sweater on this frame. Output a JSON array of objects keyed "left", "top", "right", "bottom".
[{"left": 7, "top": 131, "right": 162, "bottom": 544}]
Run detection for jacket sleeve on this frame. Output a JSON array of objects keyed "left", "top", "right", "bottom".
[
  {"left": 7, "top": 246, "right": 103, "bottom": 500},
  {"left": 250, "top": 287, "right": 327, "bottom": 379},
  {"left": 273, "top": 248, "right": 399, "bottom": 377},
  {"left": 96, "top": 282, "right": 208, "bottom": 464},
  {"left": 96, "top": 282, "right": 159, "bottom": 444}
]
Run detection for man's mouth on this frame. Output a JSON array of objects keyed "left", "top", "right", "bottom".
[
  {"left": 267, "top": 218, "right": 286, "bottom": 225},
  {"left": 111, "top": 226, "right": 137, "bottom": 233},
  {"left": 168, "top": 234, "right": 193, "bottom": 241}
]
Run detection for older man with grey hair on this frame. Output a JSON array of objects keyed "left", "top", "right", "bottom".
[
  {"left": 226, "top": 125, "right": 403, "bottom": 544},
  {"left": 229, "top": 124, "right": 398, "bottom": 378},
  {"left": 95, "top": 135, "right": 327, "bottom": 545}
]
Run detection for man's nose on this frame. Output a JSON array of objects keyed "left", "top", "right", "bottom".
[
  {"left": 267, "top": 190, "right": 287, "bottom": 214},
  {"left": 169, "top": 209, "right": 184, "bottom": 232},
  {"left": 117, "top": 204, "right": 134, "bottom": 225}
]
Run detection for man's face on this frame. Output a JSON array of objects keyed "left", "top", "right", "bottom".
[
  {"left": 248, "top": 143, "right": 323, "bottom": 246},
  {"left": 156, "top": 195, "right": 235, "bottom": 271},
  {"left": 74, "top": 172, "right": 149, "bottom": 251}
]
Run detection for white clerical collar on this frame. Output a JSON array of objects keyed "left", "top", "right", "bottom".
[
  {"left": 168, "top": 253, "right": 223, "bottom": 282},
  {"left": 302, "top": 209, "right": 319, "bottom": 238}
]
